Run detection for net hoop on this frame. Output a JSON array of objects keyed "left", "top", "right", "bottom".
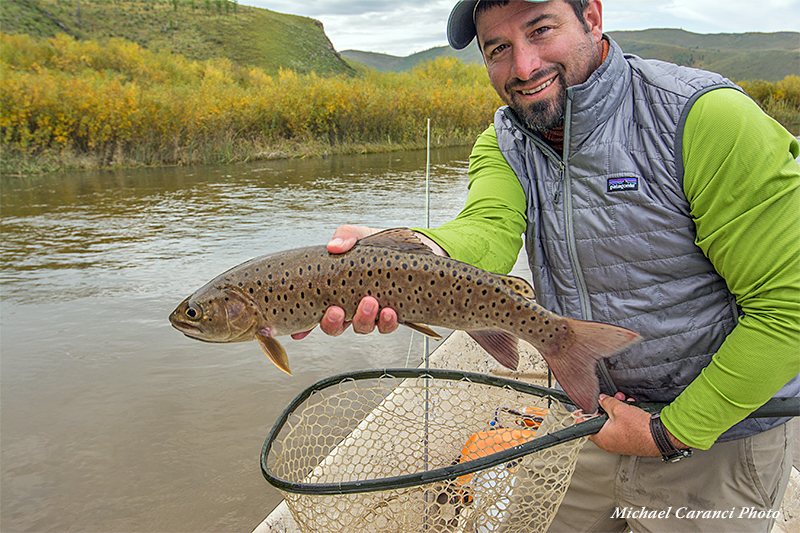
[{"left": 260, "top": 368, "right": 605, "bottom": 496}]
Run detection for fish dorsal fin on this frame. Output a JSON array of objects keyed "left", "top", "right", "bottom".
[
  {"left": 497, "top": 275, "right": 536, "bottom": 300},
  {"left": 256, "top": 329, "right": 292, "bottom": 375},
  {"left": 467, "top": 331, "right": 519, "bottom": 371},
  {"left": 357, "top": 228, "right": 434, "bottom": 255}
]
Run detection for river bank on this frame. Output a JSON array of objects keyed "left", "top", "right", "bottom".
[
  {"left": 0, "top": 33, "right": 502, "bottom": 177},
  {"left": 3, "top": 33, "right": 797, "bottom": 177},
  {"left": 0, "top": 135, "right": 476, "bottom": 176}
]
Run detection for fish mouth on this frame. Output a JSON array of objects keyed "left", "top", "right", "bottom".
[
  {"left": 181, "top": 333, "right": 226, "bottom": 344},
  {"left": 170, "top": 321, "right": 204, "bottom": 338}
]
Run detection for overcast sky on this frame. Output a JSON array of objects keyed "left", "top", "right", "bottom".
[{"left": 242, "top": 0, "right": 799, "bottom": 56}]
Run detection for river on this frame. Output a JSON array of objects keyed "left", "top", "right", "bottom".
[{"left": 0, "top": 147, "right": 532, "bottom": 532}]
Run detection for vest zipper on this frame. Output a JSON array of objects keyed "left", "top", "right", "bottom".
[
  {"left": 562, "top": 87, "right": 619, "bottom": 394},
  {"left": 502, "top": 105, "right": 617, "bottom": 393}
]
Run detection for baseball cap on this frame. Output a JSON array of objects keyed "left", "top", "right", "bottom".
[{"left": 447, "top": 0, "right": 550, "bottom": 50}]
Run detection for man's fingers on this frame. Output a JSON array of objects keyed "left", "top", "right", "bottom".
[
  {"left": 598, "top": 393, "right": 623, "bottom": 417},
  {"left": 377, "top": 308, "right": 399, "bottom": 334},
  {"left": 352, "top": 297, "right": 380, "bottom": 334},
  {"left": 327, "top": 225, "right": 380, "bottom": 254},
  {"left": 319, "top": 306, "right": 350, "bottom": 336}
]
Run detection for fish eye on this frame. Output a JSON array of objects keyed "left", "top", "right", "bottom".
[{"left": 185, "top": 301, "right": 203, "bottom": 320}]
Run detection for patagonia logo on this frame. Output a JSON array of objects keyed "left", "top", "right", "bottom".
[{"left": 607, "top": 177, "right": 639, "bottom": 192}]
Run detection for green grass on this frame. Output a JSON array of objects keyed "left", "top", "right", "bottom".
[{"left": 0, "top": 0, "right": 355, "bottom": 76}]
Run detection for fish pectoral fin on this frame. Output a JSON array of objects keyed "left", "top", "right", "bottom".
[
  {"left": 256, "top": 330, "right": 292, "bottom": 375},
  {"left": 357, "top": 228, "right": 434, "bottom": 255},
  {"left": 467, "top": 331, "right": 519, "bottom": 371},
  {"left": 401, "top": 321, "right": 442, "bottom": 340},
  {"left": 496, "top": 275, "right": 536, "bottom": 300}
]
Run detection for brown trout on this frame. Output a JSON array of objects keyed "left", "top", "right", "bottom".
[{"left": 170, "top": 228, "right": 639, "bottom": 412}]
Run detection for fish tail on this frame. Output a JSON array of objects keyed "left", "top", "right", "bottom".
[{"left": 539, "top": 318, "right": 640, "bottom": 413}]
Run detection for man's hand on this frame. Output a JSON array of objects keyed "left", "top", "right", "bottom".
[
  {"left": 588, "top": 392, "right": 689, "bottom": 457},
  {"left": 291, "top": 225, "right": 400, "bottom": 340},
  {"left": 326, "top": 224, "right": 381, "bottom": 254}
]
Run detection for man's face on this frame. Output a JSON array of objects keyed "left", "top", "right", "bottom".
[{"left": 476, "top": 0, "right": 603, "bottom": 132}]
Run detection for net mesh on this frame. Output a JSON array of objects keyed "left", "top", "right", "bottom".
[{"left": 263, "top": 372, "right": 587, "bottom": 533}]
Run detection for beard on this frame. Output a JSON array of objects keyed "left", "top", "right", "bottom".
[
  {"left": 506, "top": 70, "right": 568, "bottom": 133},
  {"left": 504, "top": 36, "right": 601, "bottom": 133}
]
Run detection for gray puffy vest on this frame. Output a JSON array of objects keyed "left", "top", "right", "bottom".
[{"left": 494, "top": 37, "right": 798, "bottom": 442}]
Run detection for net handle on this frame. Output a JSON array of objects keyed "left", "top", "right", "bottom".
[{"left": 260, "top": 368, "right": 799, "bottom": 495}]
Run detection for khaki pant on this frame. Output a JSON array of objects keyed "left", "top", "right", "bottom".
[{"left": 547, "top": 422, "right": 793, "bottom": 533}]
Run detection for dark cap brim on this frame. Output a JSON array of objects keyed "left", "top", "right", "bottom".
[
  {"left": 447, "top": 0, "right": 550, "bottom": 50},
  {"left": 447, "top": 0, "right": 480, "bottom": 50}
]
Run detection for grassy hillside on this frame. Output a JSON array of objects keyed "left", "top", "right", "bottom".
[
  {"left": 342, "top": 29, "right": 799, "bottom": 83},
  {"left": 0, "top": 0, "right": 354, "bottom": 76},
  {"left": 610, "top": 29, "right": 799, "bottom": 82},
  {"left": 342, "top": 43, "right": 482, "bottom": 73}
]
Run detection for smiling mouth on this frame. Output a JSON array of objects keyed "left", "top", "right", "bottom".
[{"left": 517, "top": 76, "right": 556, "bottom": 96}]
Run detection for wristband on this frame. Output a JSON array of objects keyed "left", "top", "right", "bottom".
[{"left": 650, "top": 413, "right": 692, "bottom": 463}]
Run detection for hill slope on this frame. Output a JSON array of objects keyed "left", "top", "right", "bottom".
[
  {"left": 342, "top": 29, "right": 800, "bottom": 82},
  {"left": 1, "top": 0, "right": 354, "bottom": 76}
]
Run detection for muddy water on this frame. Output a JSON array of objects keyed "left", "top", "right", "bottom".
[{"left": 1, "top": 147, "right": 534, "bottom": 532}]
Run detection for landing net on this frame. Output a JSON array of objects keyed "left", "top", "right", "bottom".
[{"left": 261, "top": 369, "right": 600, "bottom": 533}]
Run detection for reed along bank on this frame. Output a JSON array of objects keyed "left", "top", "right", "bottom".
[{"left": 1, "top": 33, "right": 797, "bottom": 175}]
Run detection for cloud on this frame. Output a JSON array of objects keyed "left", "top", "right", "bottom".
[
  {"left": 658, "top": 0, "right": 800, "bottom": 33},
  {"left": 248, "top": 0, "right": 453, "bottom": 55},
  {"left": 244, "top": 0, "right": 800, "bottom": 56}
]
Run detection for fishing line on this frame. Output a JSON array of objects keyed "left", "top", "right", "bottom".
[
  {"left": 405, "top": 330, "right": 415, "bottom": 368},
  {"left": 423, "top": 117, "right": 432, "bottom": 530}
]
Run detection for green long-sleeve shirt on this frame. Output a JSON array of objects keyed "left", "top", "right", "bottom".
[{"left": 416, "top": 89, "right": 800, "bottom": 449}]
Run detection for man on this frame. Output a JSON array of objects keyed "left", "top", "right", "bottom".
[{"left": 297, "top": 1, "right": 800, "bottom": 531}]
